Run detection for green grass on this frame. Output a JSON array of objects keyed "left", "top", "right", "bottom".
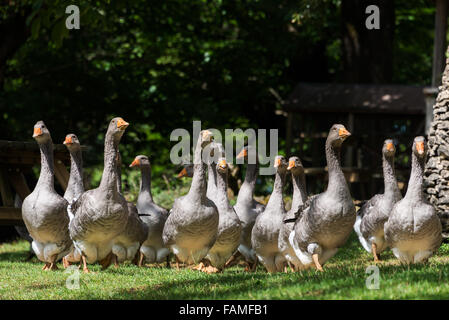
[{"left": 1, "top": 233, "right": 449, "bottom": 299}]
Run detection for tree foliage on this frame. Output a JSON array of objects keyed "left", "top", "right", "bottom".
[{"left": 0, "top": 0, "right": 439, "bottom": 192}]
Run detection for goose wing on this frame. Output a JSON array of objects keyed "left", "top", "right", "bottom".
[
  {"left": 357, "top": 194, "right": 382, "bottom": 219},
  {"left": 284, "top": 194, "right": 318, "bottom": 223}
]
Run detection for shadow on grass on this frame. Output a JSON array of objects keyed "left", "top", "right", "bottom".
[
  {"left": 78, "top": 271, "right": 296, "bottom": 299},
  {"left": 25, "top": 281, "right": 67, "bottom": 290},
  {"left": 82, "top": 235, "right": 449, "bottom": 300},
  {"left": 0, "top": 250, "right": 32, "bottom": 262},
  {"left": 3, "top": 235, "right": 449, "bottom": 299},
  {"left": 77, "top": 262, "right": 371, "bottom": 300}
]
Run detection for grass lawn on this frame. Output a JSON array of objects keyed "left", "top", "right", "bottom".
[{"left": 1, "top": 233, "right": 449, "bottom": 300}]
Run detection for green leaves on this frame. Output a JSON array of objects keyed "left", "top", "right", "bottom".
[
  {"left": 51, "top": 18, "right": 70, "bottom": 48},
  {"left": 1, "top": 0, "right": 435, "bottom": 196},
  {"left": 30, "top": 15, "right": 41, "bottom": 40}
]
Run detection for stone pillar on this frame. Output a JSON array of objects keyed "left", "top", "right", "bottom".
[{"left": 425, "top": 46, "right": 449, "bottom": 239}]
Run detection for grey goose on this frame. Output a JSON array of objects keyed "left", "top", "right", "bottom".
[
  {"left": 232, "top": 146, "right": 265, "bottom": 270},
  {"left": 384, "top": 136, "right": 442, "bottom": 264},
  {"left": 251, "top": 155, "right": 288, "bottom": 273},
  {"left": 162, "top": 130, "right": 219, "bottom": 266},
  {"left": 200, "top": 143, "right": 242, "bottom": 273},
  {"left": 21, "top": 121, "right": 72, "bottom": 270},
  {"left": 289, "top": 124, "right": 355, "bottom": 271},
  {"left": 61, "top": 134, "right": 85, "bottom": 268},
  {"left": 354, "top": 139, "right": 402, "bottom": 261},
  {"left": 278, "top": 156, "right": 307, "bottom": 271},
  {"left": 130, "top": 155, "right": 170, "bottom": 266},
  {"left": 111, "top": 152, "right": 148, "bottom": 266},
  {"left": 68, "top": 117, "right": 130, "bottom": 273}
]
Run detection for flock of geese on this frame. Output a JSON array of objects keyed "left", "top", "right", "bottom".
[{"left": 19, "top": 117, "right": 443, "bottom": 274}]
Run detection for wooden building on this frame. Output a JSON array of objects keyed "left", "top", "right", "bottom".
[
  {"left": 282, "top": 83, "right": 429, "bottom": 199},
  {"left": 280, "top": 0, "right": 449, "bottom": 200}
]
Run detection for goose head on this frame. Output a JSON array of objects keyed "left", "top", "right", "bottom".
[
  {"left": 200, "top": 129, "right": 213, "bottom": 148},
  {"left": 130, "top": 155, "right": 150, "bottom": 168},
  {"left": 236, "top": 145, "right": 257, "bottom": 164},
  {"left": 63, "top": 133, "right": 81, "bottom": 151},
  {"left": 287, "top": 156, "right": 304, "bottom": 174},
  {"left": 383, "top": 139, "right": 396, "bottom": 157},
  {"left": 108, "top": 117, "right": 129, "bottom": 139},
  {"left": 273, "top": 155, "right": 288, "bottom": 173},
  {"left": 413, "top": 136, "right": 427, "bottom": 159},
  {"left": 177, "top": 163, "right": 194, "bottom": 178},
  {"left": 327, "top": 124, "right": 351, "bottom": 147},
  {"left": 32, "top": 120, "right": 51, "bottom": 143},
  {"left": 216, "top": 157, "right": 228, "bottom": 174}
]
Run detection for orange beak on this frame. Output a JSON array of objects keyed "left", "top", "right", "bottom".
[
  {"left": 274, "top": 158, "right": 281, "bottom": 168},
  {"left": 33, "top": 127, "right": 42, "bottom": 138},
  {"left": 236, "top": 148, "right": 248, "bottom": 159},
  {"left": 129, "top": 158, "right": 140, "bottom": 168},
  {"left": 117, "top": 118, "right": 129, "bottom": 129},
  {"left": 416, "top": 141, "right": 425, "bottom": 155},
  {"left": 287, "top": 160, "right": 295, "bottom": 170},
  {"left": 386, "top": 142, "right": 394, "bottom": 152},
  {"left": 218, "top": 159, "right": 227, "bottom": 169},
  {"left": 177, "top": 167, "right": 188, "bottom": 178},
  {"left": 63, "top": 136, "right": 73, "bottom": 145},
  {"left": 338, "top": 127, "right": 351, "bottom": 139}
]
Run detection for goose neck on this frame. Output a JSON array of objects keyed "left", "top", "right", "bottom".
[
  {"left": 65, "top": 148, "right": 84, "bottom": 198},
  {"left": 382, "top": 154, "right": 400, "bottom": 200},
  {"left": 325, "top": 141, "right": 347, "bottom": 195},
  {"left": 116, "top": 160, "right": 122, "bottom": 194},
  {"left": 405, "top": 152, "right": 425, "bottom": 201},
  {"left": 188, "top": 139, "right": 208, "bottom": 203},
  {"left": 266, "top": 169, "right": 286, "bottom": 211},
  {"left": 236, "top": 163, "right": 258, "bottom": 205},
  {"left": 291, "top": 170, "right": 307, "bottom": 211},
  {"left": 36, "top": 139, "right": 55, "bottom": 189},
  {"left": 99, "top": 132, "right": 120, "bottom": 195},
  {"left": 206, "top": 162, "right": 217, "bottom": 201},
  {"left": 138, "top": 165, "right": 153, "bottom": 203},
  {"left": 216, "top": 169, "right": 232, "bottom": 210}
]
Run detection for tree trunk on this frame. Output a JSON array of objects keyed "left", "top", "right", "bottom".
[{"left": 341, "top": 0, "right": 395, "bottom": 83}]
